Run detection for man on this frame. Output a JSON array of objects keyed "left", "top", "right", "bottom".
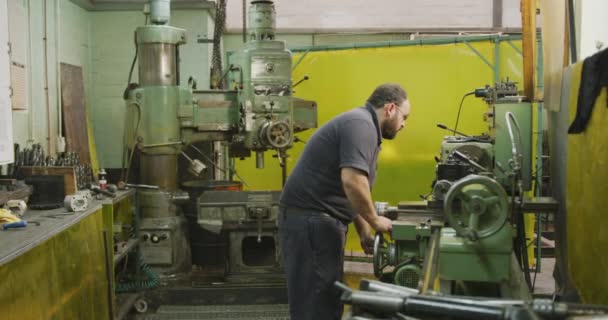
[{"left": 279, "top": 83, "right": 411, "bottom": 319}]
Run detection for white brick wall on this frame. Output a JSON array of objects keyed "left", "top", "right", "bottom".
[{"left": 227, "top": 0, "right": 507, "bottom": 31}]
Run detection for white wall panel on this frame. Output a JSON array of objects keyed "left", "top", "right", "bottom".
[
  {"left": 578, "top": 0, "right": 608, "bottom": 60},
  {"left": 227, "top": 0, "right": 495, "bottom": 31},
  {"left": 0, "top": 0, "right": 14, "bottom": 164}
]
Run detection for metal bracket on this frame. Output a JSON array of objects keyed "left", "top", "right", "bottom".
[
  {"left": 463, "top": 40, "right": 494, "bottom": 71},
  {"left": 292, "top": 49, "right": 311, "bottom": 72},
  {"left": 506, "top": 40, "right": 523, "bottom": 56}
]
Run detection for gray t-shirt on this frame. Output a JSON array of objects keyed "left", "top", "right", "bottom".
[{"left": 280, "top": 103, "right": 382, "bottom": 223}]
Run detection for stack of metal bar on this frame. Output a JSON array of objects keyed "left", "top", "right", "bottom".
[{"left": 3, "top": 143, "right": 93, "bottom": 190}]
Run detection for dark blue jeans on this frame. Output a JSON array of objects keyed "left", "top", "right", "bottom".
[{"left": 278, "top": 207, "right": 348, "bottom": 320}]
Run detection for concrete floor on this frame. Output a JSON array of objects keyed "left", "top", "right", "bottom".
[{"left": 532, "top": 258, "right": 556, "bottom": 296}]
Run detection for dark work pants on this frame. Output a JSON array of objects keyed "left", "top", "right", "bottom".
[{"left": 278, "top": 207, "right": 348, "bottom": 320}]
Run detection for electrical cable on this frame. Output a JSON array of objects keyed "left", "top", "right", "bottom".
[
  {"left": 123, "top": 102, "right": 141, "bottom": 183},
  {"left": 127, "top": 13, "right": 147, "bottom": 87},
  {"left": 532, "top": 262, "right": 539, "bottom": 292},
  {"left": 120, "top": 28, "right": 140, "bottom": 180},
  {"left": 504, "top": 111, "right": 532, "bottom": 290},
  {"left": 126, "top": 43, "right": 138, "bottom": 87},
  {"left": 115, "top": 257, "right": 160, "bottom": 293},
  {"left": 453, "top": 92, "right": 475, "bottom": 134}
]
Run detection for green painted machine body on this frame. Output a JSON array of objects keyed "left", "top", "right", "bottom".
[
  {"left": 127, "top": 1, "right": 315, "bottom": 164},
  {"left": 135, "top": 25, "right": 186, "bottom": 44},
  {"left": 227, "top": 40, "right": 294, "bottom": 151},
  {"left": 373, "top": 83, "right": 530, "bottom": 297},
  {"left": 248, "top": 0, "right": 276, "bottom": 40},
  {"left": 126, "top": 86, "right": 193, "bottom": 155},
  {"left": 381, "top": 221, "right": 433, "bottom": 288},
  {"left": 438, "top": 225, "right": 513, "bottom": 282},
  {"left": 493, "top": 102, "right": 533, "bottom": 191},
  {"left": 391, "top": 221, "right": 432, "bottom": 260},
  {"left": 123, "top": 0, "right": 317, "bottom": 276}
]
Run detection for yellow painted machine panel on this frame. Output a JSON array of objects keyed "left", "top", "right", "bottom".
[
  {"left": 566, "top": 61, "right": 608, "bottom": 304},
  {"left": 0, "top": 209, "right": 110, "bottom": 320}
]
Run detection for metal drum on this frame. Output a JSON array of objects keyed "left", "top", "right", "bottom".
[{"left": 138, "top": 43, "right": 177, "bottom": 86}]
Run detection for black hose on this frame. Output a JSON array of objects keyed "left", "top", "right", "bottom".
[
  {"left": 121, "top": 34, "right": 139, "bottom": 181},
  {"left": 115, "top": 257, "right": 160, "bottom": 293},
  {"left": 123, "top": 102, "right": 141, "bottom": 184},
  {"left": 453, "top": 92, "right": 475, "bottom": 134}
]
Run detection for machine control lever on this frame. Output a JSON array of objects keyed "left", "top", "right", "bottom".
[
  {"left": 452, "top": 150, "right": 489, "bottom": 172},
  {"left": 436, "top": 123, "right": 469, "bottom": 137},
  {"left": 249, "top": 207, "right": 269, "bottom": 243},
  {"left": 292, "top": 75, "right": 309, "bottom": 88}
]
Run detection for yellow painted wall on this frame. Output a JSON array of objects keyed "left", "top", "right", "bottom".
[
  {"left": 566, "top": 62, "right": 608, "bottom": 304},
  {"left": 235, "top": 39, "right": 523, "bottom": 252}
]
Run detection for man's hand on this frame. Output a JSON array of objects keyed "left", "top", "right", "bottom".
[
  {"left": 371, "top": 216, "right": 392, "bottom": 233},
  {"left": 360, "top": 232, "right": 375, "bottom": 255}
]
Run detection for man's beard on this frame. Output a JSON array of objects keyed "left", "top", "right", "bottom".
[{"left": 381, "top": 119, "right": 397, "bottom": 140}]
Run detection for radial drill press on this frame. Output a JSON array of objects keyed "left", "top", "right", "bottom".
[{"left": 123, "top": 0, "right": 316, "bottom": 283}]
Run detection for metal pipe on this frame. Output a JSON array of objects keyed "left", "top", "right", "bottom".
[
  {"left": 494, "top": 37, "right": 500, "bottom": 83},
  {"left": 55, "top": 0, "right": 62, "bottom": 141},
  {"left": 242, "top": 0, "right": 246, "bottom": 43},
  {"left": 534, "top": 36, "right": 544, "bottom": 273},
  {"left": 292, "top": 49, "right": 310, "bottom": 71},
  {"left": 142, "top": 141, "right": 183, "bottom": 148},
  {"left": 43, "top": 0, "right": 52, "bottom": 154},
  {"left": 126, "top": 183, "right": 159, "bottom": 190},
  {"left": 506, "top": 40, "right": 523, "bottom": 56},
  {"left": 404, "top": 296, "right": 505, "bottom": 320},
  {"left": 213, "top": 141, "right": 226, "bottom": 180},
  {"left": 290, "top": 34, "right": 523, "bottom": 53},
  {"left": 360, "top": 279, "right": 419, "bottom": 298},
  {"left": 463, "top": 40, "right": 494, "bottom": 71},
  {"left": 348, "top": 291, "right": 404, "bottom": 313},
  {"left": 102, "top": 231, "right": 115, "bottom": 319},
  {"left": 256, "top": 151, "right": 264, "bottom": 169},
  {"left": 567, "top": 0, "right": 577, "bottom": 63}
]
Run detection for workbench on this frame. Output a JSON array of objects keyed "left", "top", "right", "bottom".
[
  {"left": 0, "top": 189, "right": 136, "bottom": 320},
  {"left": 100, "top": 189, "right": 142, "bottom": 320}
]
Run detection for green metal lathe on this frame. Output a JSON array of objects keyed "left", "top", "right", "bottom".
[{"left": 372, "top": 81, "right": 546, "bottom": 299}]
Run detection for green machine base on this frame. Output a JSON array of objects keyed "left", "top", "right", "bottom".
[{"left": 438, "top": 225, "right": 513, "bottom": 283}]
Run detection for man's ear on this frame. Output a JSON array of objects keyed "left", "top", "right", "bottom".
[{"left": 383, "top": 102, "right": 393, "bottom": 115}]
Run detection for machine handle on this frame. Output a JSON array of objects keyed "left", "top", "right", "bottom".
[{"left": 373, "top": 232, "right": 389, "bottom": 278}]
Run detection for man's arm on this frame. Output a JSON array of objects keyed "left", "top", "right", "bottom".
[
  {"left": 341, "top": 167, "right": 392, "bottom": 232},
  {"left": 353, "top": 215, "right": 374, "bottom": 254}
]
